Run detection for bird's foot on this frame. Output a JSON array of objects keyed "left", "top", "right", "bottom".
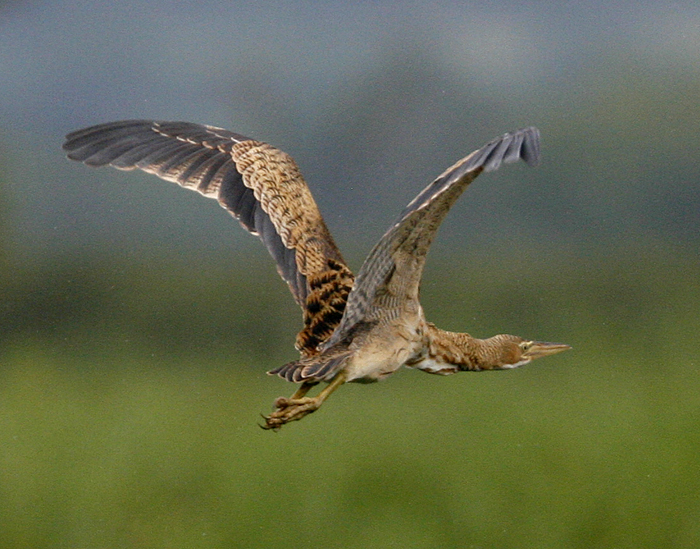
[{"left": 260, "top": 396, "right": 321, "bottom": 431}]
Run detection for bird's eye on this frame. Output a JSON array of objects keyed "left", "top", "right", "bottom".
[{"left": 520, "top": 341, "right": 532, "bottom": 351}]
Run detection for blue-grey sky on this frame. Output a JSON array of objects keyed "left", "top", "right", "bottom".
[{"left": 1, "top": 0, "right": 699, "bottom": 266}]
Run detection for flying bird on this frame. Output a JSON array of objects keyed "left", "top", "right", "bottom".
[{"left": 63, "top": 120, "right": 570, "bottom": 430}]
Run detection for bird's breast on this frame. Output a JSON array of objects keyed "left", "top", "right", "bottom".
[{"left": 344, "top": 319, "right": 427, "bottom": 383}]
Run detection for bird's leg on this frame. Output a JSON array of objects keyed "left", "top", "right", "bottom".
[
  {"left": 272, "top": 381, "right": 315, "bottom": 409},
  {"left": 262, "top": 373, "right": 347, "bottom": 431}
]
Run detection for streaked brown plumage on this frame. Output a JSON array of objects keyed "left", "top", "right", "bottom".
[{"left": 63, "top": 121, "right": 570, "bottom": 430}]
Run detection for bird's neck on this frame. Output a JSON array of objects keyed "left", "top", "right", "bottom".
[{"left": 425, "top": 323, "right": 506, "bottom": 371}]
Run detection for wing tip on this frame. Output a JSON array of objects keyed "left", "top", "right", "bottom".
[
  {"left": 482, "top": 126, "right": 541, "bottom": 172},
  {"left": 518, "top": 125, "right": 541, "bottom": 167}
]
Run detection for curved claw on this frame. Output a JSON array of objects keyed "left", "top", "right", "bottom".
[{"left": 259, "top": 413, "right": 281, "bottom": 431}]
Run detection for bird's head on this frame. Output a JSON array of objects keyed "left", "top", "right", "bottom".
[{"left": 484, "top": 334, "right": 571, "bottom": 370}]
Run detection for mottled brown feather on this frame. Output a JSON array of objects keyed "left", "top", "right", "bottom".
[
  {"left": 63, "top": 120, "right": 354, "bottom": 355},
  {"left": 425, "top": 323, "right": 526, "bottom": 371},
  {"left": 295, "top": 258, "right": 354, "bottom": 354},
  {"left": 424, "top": 323, "right": 486, "bottom": 371}
]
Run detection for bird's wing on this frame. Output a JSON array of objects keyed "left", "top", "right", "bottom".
[
  {"left": 326, "top": 127, "right": 540, "bottom": 345},
  {"left": 63, "top": 120, "right": 354, "bottom": 354}
]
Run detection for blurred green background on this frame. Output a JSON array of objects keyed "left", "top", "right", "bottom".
[{"left": 1, "top": 1, "right": 700, "bottom": 548}]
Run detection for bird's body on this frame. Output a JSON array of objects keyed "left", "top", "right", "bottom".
[
  {"left": 63, "top": 120, "right": 570, "bottom": 430},
  {"left": 336, "top": 305, "right": 427, "bottom": 383}
]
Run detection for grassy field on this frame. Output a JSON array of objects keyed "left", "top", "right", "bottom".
[{"left": 1, "top": 251, "right": 699, "bottom": 548}]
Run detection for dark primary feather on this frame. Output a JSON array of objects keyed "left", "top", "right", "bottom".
[
  {"left": 63, "top": 120, "right": 354, "bottom": 355},
  {"left": 399, "top": 127, "right": 539, "bottom": 220},
  {"left": 326, "top": 127, "right": 541, "bottom": 346}
]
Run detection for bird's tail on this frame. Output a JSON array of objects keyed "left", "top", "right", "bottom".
[{"left": 268, "top": 347, "right": 352, "bottom": 383}]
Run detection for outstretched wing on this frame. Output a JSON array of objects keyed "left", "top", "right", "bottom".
[
  {"left": 326, "top": 127, "right": 540, "bottom": 345},
  {"left": 63, "top": 120, "right": 354, "bottom": 354}
]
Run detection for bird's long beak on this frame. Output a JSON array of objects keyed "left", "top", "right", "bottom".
[{"left": 524, "top": 341, "right": 572, "bottom": 359}]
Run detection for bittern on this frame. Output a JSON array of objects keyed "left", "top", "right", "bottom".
[{"left": 63, "top": 121, "right": 570, "bottom": 430}]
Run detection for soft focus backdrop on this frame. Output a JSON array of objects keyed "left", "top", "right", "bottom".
[{"left": 1, "top": 1, "right": 699, "bottom": 548}]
